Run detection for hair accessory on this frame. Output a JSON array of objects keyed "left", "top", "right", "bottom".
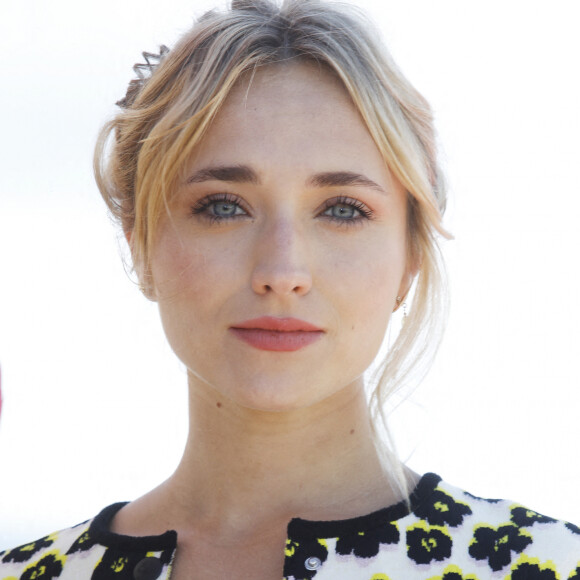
[{"left": 116, "top": 45, "right": 170, "bottom": 109}]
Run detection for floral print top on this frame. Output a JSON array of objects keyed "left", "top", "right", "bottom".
[{"left": 1, "top": 473, "right": 579, "bottom": 579}]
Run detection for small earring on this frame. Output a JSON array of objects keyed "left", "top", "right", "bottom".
[
  {"left": 395, "top": 295, "right": 407, "bottom": 324},
  {"left": 138, "top": 282, "right": 153, "bottom": 299}
]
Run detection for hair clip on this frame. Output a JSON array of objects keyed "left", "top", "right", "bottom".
[{"left": 116, "top": 45, "right": 170, "bottom": 109}]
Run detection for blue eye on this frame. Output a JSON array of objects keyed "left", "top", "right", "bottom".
[
  {"left": 320, "top": 197, "right": 372, "bottom": 223},
  {"left": 211, "top": 201, "right": 243, "bottom": 217},
  {"left": 323, "top": 203, "right": 360, "bottom": 220},
  {"left": 191, "top": 193, "right": 248, "bottom": 222}
]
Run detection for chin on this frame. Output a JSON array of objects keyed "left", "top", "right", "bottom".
[
  {"left": 232, "top": 384, "right": 317, "bottom": 414},
  {"left": 224, "top": 372, "right": 355, "bottom": 415}
]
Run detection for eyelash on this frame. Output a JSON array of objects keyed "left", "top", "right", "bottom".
[
  {"left": 190, "top": 193, "right": 250, "bottom": 224},
  {"left": 190, "top": 193, "right": 374, "bottom": 225},
  {"left": 319, "top": 196, "right": 374, "bottom": 225}
]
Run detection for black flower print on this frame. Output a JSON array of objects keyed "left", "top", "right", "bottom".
[
  {"left": 568, "top": 564, "right": 580, "bottom": 579},
  {"left": 406, "top": 521, "right": 452, "bottom": 565},
  {"left": 20, "top": 551, "right": 65, "bottom": 580},
  {"left": 427, "top": 564, "right": 480, "bottom": 580},
  {"left": 414, "top": 489, "right": 472, "bottom": 528},
  {"left": 566, "top": 522, "right": 580, "bottom": 535},
  {"left": 1, "top": 534, "right": 57, "bottom": 564},
  {"left": 283, "top": 538, "right": 329, "bottom": 580},
  {"left": 510, "top": 505, "right": 557, "bottom": 527},
  {"left": 66, "top": 529, "right": 97, "bottom": 555},
  {"left": 508, "top": 554, "right": 559, "bottom": 580},
  {"left": 336, "top": 522, "right": 399, "bottom": 559},
  {"left": 468, "top": 523, "right": 532, "bottom": 572}
]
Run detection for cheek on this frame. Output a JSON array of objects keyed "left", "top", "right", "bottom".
[
  {"left": 151, "top": 234, "right": 220, "bottom": 299},
  {"left": 351, "top": 262, "right": 400, "bottom": 327},
  {"left": 151, "top": 236, "right": 212, "bottom": 337},
  {"left": 150, "top": 232, "right": 247, "bottom": 355},
  {"left": 151, "top": 243, "right": 220, "bottom": 371},
  {"left": 330, "top": 235, "right": 407, "bottom": 304},
  {"left": 322, "top": 254, "right": 400, "bottom": 386},
  {"left": 334, "top": 239, "right": 406, "bottom": 344}
]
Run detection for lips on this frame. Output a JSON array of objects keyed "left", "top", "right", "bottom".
[{"left": 230, "top": 316, "right": 324, "bottom": 352}]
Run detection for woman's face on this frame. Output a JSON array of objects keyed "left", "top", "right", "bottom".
[{"left": 149, "top": 63, "right": 413, "bottom": 412}]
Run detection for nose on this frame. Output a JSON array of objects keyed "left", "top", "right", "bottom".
[{"left": 250, "top": 218, "right": 313, "bottom": 297}]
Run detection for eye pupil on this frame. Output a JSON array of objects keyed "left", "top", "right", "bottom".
[
  {"left": 213, "top": 202, "right": 237, "bottom": 216},
  {"left": 332, "top": 204, "right": 356, "bottom": 219}
]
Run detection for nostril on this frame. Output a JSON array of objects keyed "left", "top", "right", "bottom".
[{"left": 251, "top": 256, "right": 313, "bottom": 296}]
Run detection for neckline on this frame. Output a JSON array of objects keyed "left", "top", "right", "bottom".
[
  {"left": 89, "top": 502, "right": 178, "bottom": 551},
  {"left": 287, "top": 472, "right": 441, "bottom": 539},
  {"left": 88, "top": 473, "right": 442, "bottom": 549}
]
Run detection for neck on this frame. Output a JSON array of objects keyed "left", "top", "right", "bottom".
[{"left": 115, "top": 374, "right": 410, "bottom": 539}]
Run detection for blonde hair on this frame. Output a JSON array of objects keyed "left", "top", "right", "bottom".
[{"left": 95, "top": 0, "right": 451, "bottom": 495}]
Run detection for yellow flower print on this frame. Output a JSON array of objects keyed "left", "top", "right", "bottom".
[
  {"left": 413, "top": 488, "right": 472, "bottom": 528},
  {"left": 469, "top": 523, "right": 532, "bottom": 572},
  {"left": 1, "top": 534, "right": 58, "bottom": 565},
  {"left": 569, "top": 563, "right": 580, "bottom": 579},
  {"left": 336, "top": 521, "right": 399, "bottom": 559},
  {"left": 285, "top": 538, "right": 299, "bottom": 558},
  {"left": 427, "top": 563, "right": 479, "bottom": 580},
  {"left": 507, "top": 553, "right": 560, "bottom": 580},
  {"left": 20, "top": 550, "right": 66, "bottom": 580},
  {"left": 406, "top": 520, "right": 452, "bottom": 565},
  {"left": 110, "top": 556, "right": 129, "bottom": 573},
  {"left": 510, "top": 504, "right": 557, "bottom": 527}
]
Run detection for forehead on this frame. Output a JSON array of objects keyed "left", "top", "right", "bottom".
[
  {"left": 219, "top": 62, "right": 356, "bottom": 128},
  {"left": 233, "top": 61, "right": 349, "bottom": 103},
  {"left": 186, "top": 62, "right": 390, "bottom": 187}
]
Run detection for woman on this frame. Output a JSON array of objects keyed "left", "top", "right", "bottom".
[{"left": 1, "top": 0, "right": 579, "bottom": 578}]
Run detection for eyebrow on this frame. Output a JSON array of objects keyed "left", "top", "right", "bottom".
[
  {"left": 307, "top": 171, "right": 386, "bottom": 194},
  {"left": 186, "top": 164, "right": 387, "bottom": 194},
  {"left": 186, "top": 164, "right": 259, "bottom": 185}
]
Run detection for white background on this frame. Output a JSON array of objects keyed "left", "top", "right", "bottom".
[{"left": 1, "top": 0, "right": 579, "bottom": 549}]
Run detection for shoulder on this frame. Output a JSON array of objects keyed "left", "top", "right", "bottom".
[
  {"left": 0, "top": 517, "right": 95, "bottom": 579},
  {"left": 419, "top": 478, "right": 580, "bottom": 574},
  {"left": 0, "top": 503, "right": 176, "bottom": 580},
  {"left": 284, "top": 473, "right": 580, "bottom": 579}
]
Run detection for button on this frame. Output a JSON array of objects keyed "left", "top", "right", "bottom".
[
  {"left": 133, "top": 557, "right": 163, "bottom": 580},
  {"left": 305, "top": 556, "right": 321, "bottom": 571}
]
